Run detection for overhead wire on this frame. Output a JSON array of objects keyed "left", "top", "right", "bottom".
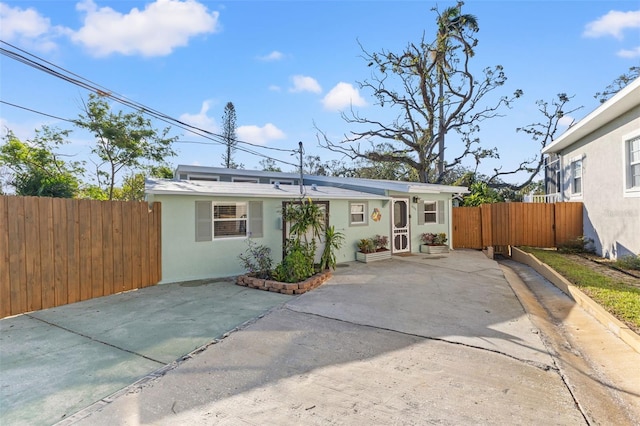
[{"left": 0, "top": 40, "right": 300, "bottom": 167}]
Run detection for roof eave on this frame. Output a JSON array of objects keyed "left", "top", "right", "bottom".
[{"left": 542, "top": 77, "right": 640, "bottom": 154}]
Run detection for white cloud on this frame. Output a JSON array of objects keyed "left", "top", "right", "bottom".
[
  {"left": 179, "top": 100, "right": 218, "bottom": 133},
  {"left": 237, "top": 123, "right": 286, "bottom": 145},
  {"left": 70, "top": 0, "right": 219, "bottom": 57},
  {"left": 268, "top": 85, "right": 282, "bottom": 92},
  {"left": 618, "top": 46, "right": 640, "bottom": 58},
  {"left": 0, "top": 3, "right": 64, "bottom": 51},
  {"left": 321, "top": 82, "right": 367, "bottom": 111},
  {"left": 289, "top": 75, "right": 322, "bottom": 93},
  {"left": 558, "top": 115, "right": 575, "bottom": 127},
  {"left": 258, "top": 50, "right": 284, "bottom": 61},
  {"left": 583, "top": 10, "right": 640, "bottom": 39}
]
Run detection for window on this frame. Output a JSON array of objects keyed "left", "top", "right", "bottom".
[
  {"left": 626, "top": 136, "right": 640, "bottom": 190},
  {"left": 270, "top": 179, "right": 294, "bottom": 185},
  {"left": 231, "top": 177, "right": 259, "bottom": 183},
  {"left": 418, "top": 200, "right": 445, "bottom": 225},
  {"left": 213, "top": 203, "right": 248, "bottom": 238},
  {"left": 195, "top": 201, "right": 263, "bottom": 241},
  {"left": 189, "top": 175, "right": 219, "bottom": 182},
  {"left": 349, "top": 202, "right": 367, "bottom": 226},
  {"left": 423, "top": 201, "right": 437, "bottom": 223},
  {"left": 571, "top": 158, "right": 582, "bottom": 195}
]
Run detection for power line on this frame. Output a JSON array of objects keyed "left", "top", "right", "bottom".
[
  {"left": 0, "top": 98, "right": 300, "bottom": 168},
  {"left": 0, "top": 40, "right": 299, "bottom": 157},
  {"left": 0, "top": 100, "right": 75, "bottom": 123}
]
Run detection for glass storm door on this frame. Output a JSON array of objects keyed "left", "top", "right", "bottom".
[{"left": 392, "top": 198, "right": 410, "bottom": 253}]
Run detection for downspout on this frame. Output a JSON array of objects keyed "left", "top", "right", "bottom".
[{"left": 448, "top": 196, "right": 453, "bottom": 250}]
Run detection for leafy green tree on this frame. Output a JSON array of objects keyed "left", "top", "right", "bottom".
[
  {"left": 259, "top": 158, "right": 282, "bottom": 172},
  {"left": 318, "top": 1, "right": 521, "bottom": 184},
  {"left": 75, "top": 94, "right": 177, "bottom": 200},
  {"left": 0, "top": 127, "right": 84, "bottom": 198},
  {"left": 115, "top": 165, "right": 175, "bottom": 201}
]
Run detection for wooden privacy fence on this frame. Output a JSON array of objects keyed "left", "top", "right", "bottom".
[
  {"left": 0, "top": 196, "right": 162, "bottom": 319},
  {"left": 453, "top": 202, "right": 583, "bottom": 250}
]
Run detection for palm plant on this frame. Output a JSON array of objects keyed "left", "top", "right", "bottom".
[
  {"left": 433, "top": 2, "right": 478, "bottom": 176},
  {"left": 320, "top": 225, "right": 345, "bottom": 270}
]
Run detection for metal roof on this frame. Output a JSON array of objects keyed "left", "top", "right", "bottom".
[
  {"left": 145, "top": 178, "right": 390, "bottom": 200},
  {"left": 542, "top": 77, "right": 640, "bottom": 154},
  {"left": 173, "top": 165, "right": 469, "bottom": 194}
]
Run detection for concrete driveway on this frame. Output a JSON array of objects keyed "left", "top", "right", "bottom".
[
  {"left": 0, "top": 280, "right": 290, "bottom": 426},
  {"left": 66, "top": 251, "right": 592, "bottom": 425},
  {"left": 3, "top": 250, "right": 638, "bottom": 425}
]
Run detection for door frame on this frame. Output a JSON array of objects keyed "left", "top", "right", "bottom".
[{"left": 391, "top": 198, "right": 410, "bottom": 254}]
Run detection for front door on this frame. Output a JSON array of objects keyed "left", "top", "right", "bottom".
[{"left": 392, "top": 198, "right": 410, "bottom": 253}]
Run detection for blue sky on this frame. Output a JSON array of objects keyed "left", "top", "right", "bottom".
[{"left": 1, "top": 0, "right": 639, "bottom": 184}]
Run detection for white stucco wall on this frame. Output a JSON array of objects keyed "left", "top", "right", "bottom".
[{"left": 558, "top": 105, "right": 640, "bottom": 258}]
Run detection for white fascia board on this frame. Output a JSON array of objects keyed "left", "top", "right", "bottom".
[{"left": 543, "top": 77, "right": 640, "bottom": 154}]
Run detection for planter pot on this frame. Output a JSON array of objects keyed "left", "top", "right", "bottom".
[
  {"left": 356, "top": 250, "right": 392, "bottom": 263},
  {"left": 420, "top": 244, "right": 449, "bottom": 254}
]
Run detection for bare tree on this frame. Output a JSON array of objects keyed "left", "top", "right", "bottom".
[
  {"left": 317, "top": 1, "right": 522, "bottom": 183},
  {"left": 594, "top": 66, "right": 639, "bottom": 104},
  {"left": 487, "top": 93, "right": 582, "bottom": 190}
]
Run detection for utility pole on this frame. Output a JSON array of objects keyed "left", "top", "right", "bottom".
[{"left": 298, "top": 141, "right": 304, "bottom": 196}]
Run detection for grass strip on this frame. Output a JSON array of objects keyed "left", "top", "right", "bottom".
[{"left": 521, "top": 247, "right": 640, "bottom": 332}]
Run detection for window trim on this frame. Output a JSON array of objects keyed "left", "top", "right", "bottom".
[
  {"left": 196, "top": 200, "right": 263, "bottom": 241},
  {"left": 231, "top": 177, "right": 259, "bottom": 183},
  {"left": 423, "top": 201, "right": 437, "bottom": 224},
  {"left": 212, "top": 202, "right": 248, "bottom": 240},
  {"left": 623, "top": 129, "right": 640, "bottom": 197},
  {"left": 349, "top": 201, "right": 368, "bottom": 226},
  {"left": 270, "top": 179, "right": 294, "bottom": 185},
  {"left": 569, "top": 156, "right": 583, "bottom": 198},
  {"left": 188, "top": 174, "right": 220, "bottom": 182}
]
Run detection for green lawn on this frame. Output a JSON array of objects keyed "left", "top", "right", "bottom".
[{"left": 521, "top": 247, "right": 640, "bottom": 333}]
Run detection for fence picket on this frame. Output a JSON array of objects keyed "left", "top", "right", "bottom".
[
  {"left": 453, "top": 202, "right": 583, "bottom": 250},
  {"left": 0, "top": 196, "right": 163, "bottom": 318}
]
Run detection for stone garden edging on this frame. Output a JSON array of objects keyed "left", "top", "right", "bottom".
[
  {"left": 236, "top": 270, "right": 333, "bottom": 295},
  {"left": 511, "top": 246, "right": 640, "bottom": 354}
]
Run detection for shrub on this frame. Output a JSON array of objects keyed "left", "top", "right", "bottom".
[
  {"left": 238, "top": 240, "right": 273, "bottom": 279},
  {"left": 272, "top": 239, "right": 315, "bottom": 283},
  {"left": 357, "top": 238, "right": 376, "bottom": 253},
  {"left": 557, "top": 236, "right": 595, "bottom": 254},
  {"left": 421, "top": 232, "right": 447, "bottom": 245},
  {"left": 615, "top": 254, "right": 640, "bottom": 271},
  {"left": 373, "top": 235, "right": 389, "bottom": 250}
]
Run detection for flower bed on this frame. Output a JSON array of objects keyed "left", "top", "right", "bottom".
[{"left": 236, "top": 270, "right": 333, "bottom": 295}]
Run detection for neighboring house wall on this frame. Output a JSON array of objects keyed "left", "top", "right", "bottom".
[{"left": 557, "top": 105, "right": 640, "bottom": 258}]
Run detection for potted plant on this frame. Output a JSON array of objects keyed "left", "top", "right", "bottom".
[
  {"left": 356, "top": 235, "right": 391, "bottom": 263},
  {"left": 420, "top": 232, "right": 449, "bottom": 254}
]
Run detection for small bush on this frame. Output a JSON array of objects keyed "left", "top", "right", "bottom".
[
  {"left": 615, "top": 254, "right": 640, "bottom": 271},
  {"left": 420, "top": 232, "right": 447, "bottom": 245},
  {"left": 238, "top": 240, "right": 273, "bottom": 279},
  {"left": 357, "top": 238, "right": 377, "bottom": 253},
  {"left": 557, "top": 236, "right": 595, "bottom": 254},
  {"left": 272, "top": 239, "right": 316, "bottom": 283}
]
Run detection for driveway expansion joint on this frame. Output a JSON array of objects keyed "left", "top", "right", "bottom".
[
  {"left": 26, "top": 314, "right": 166, "bottom": 366},
  {"left": 284, "top": 306, "right": 558, "bottom": 373}
]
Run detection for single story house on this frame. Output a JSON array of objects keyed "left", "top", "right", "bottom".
[
  {"left": 541, "top": 77, "right": 640, "bottom": 259},
  {"left": 145, "top": 166, "right": 469, "bottom": 283}
]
